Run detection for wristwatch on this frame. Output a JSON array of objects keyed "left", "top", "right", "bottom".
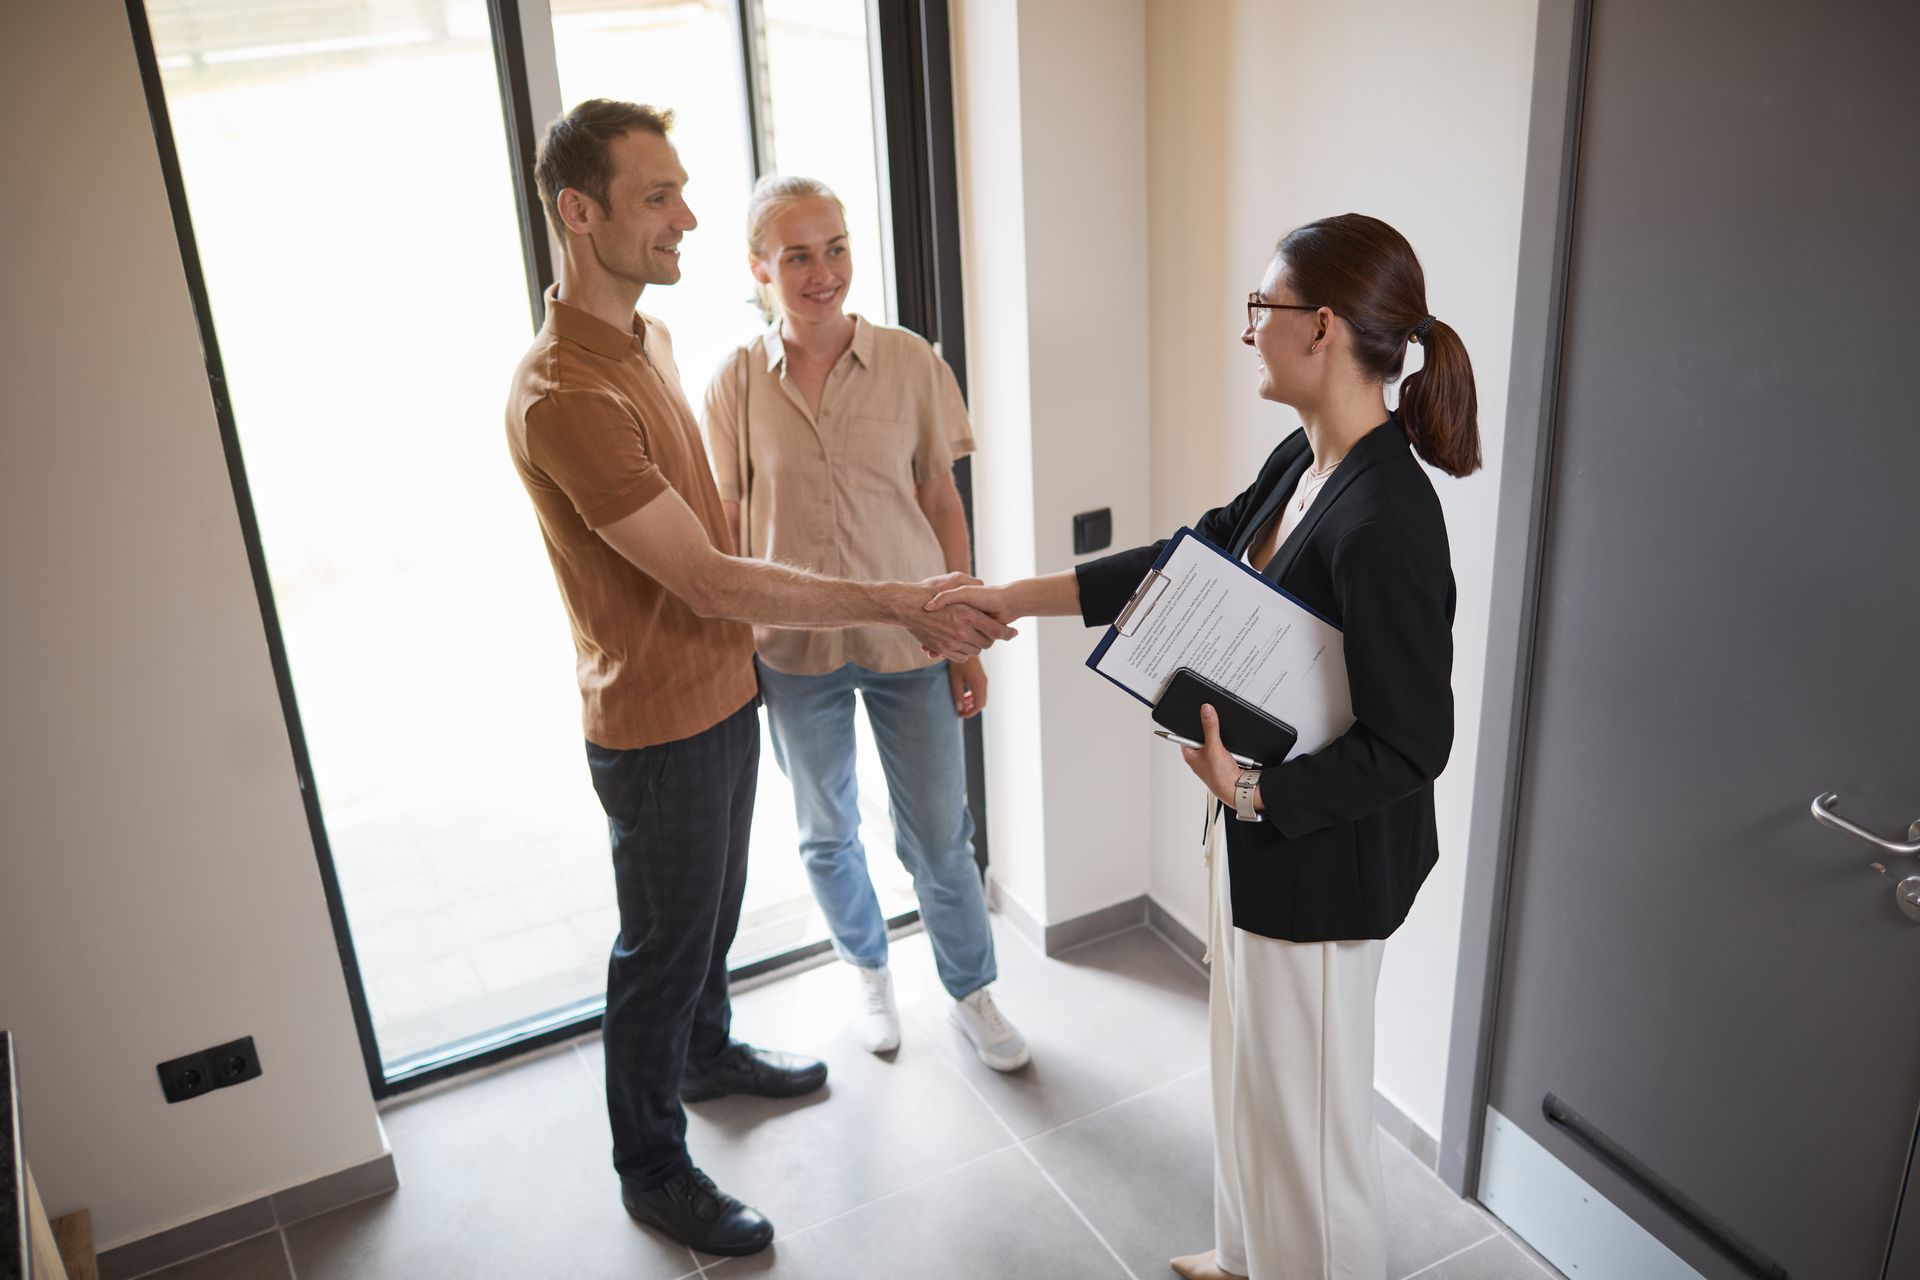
[{"left": 1233, "top": 767, "right": 1262, "bottom": 822}]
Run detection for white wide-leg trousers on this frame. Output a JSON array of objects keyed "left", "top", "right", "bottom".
[{"left": 1208, "top": 826, "right": 1388, "bottom": 1280}]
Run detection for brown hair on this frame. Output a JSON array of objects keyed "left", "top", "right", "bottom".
[
  {"left": 745, "top": 174, "right": 847, "bottom": 321},
  {"left": 1276, "top": 214, "right": 1481, "bottom": 477},
  {"left": 534, "top": 99, "right": 675, "bottom": 237}
]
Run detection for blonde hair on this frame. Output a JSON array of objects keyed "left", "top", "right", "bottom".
[{"left": 745, "top": 174, "right": 847, "bottom": 322}]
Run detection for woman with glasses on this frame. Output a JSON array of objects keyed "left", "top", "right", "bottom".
[
  {"left": 930, "top": 213, "right": 1477, "bottom": 1280},
  {"left": 700, "top": 175, "right": 1029, "bottom": 1074}
]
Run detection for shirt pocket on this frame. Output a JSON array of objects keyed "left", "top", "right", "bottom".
[{"left": 845, "top": 416, "right": 917, "bottom": 493}]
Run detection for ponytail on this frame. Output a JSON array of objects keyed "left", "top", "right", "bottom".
[
  {"left": 1398, "top": 318, "right": 1480, "bottom": 478},
  {"left": 1274, "top": 213, "right": 1483, "bottom": 478}
]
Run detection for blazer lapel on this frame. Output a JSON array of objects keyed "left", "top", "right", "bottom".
[
  {"left": 1262, "top": 417, "right": 1406, "bottom": 584},
  {"left": 1234, "top": 433, "right": 1312, "bottom": 559}
]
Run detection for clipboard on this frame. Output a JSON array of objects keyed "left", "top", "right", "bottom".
[{"left": 1085, "top": 528, "right": 1352, "bottom": 761}]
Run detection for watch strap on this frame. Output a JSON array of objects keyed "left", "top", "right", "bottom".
[{"left": 1233, "top": 767, "right": 1262, "bottom": 822}]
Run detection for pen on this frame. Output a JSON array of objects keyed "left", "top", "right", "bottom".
[{"left": 1152, "top": 729, "right": 1260, "bottom": 768}]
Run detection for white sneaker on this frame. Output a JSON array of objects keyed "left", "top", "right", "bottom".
[
  {"left": 948, "top": 987, "right": 1030, "bottom": 1071},
  {"left": 855, "top": 965, "right": 900, "bottom": 1054}
]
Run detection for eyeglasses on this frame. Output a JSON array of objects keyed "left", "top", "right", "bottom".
[{"left": 1247, "top": 293, "right": 1324, "bottom": 329}]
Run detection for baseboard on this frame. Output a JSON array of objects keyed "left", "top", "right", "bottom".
[
  {"left": 1145, "top": 897, "right": 1207, "bottom": 970},
  {"left": 985, "top": 879, "right": 1156, "bottom": 957},
  {"left": 984, "top": 874, "right": 1045, "bottom": 951},
  {"left": 95, "top": 1151, "right": 396, "bottom": 1280},
  {"left": 1044, "top": 896, "right": 1152, "bottom": 954},
  {"left": 1375, "top": 1089, "right": 1441, "bottom": 1171}
]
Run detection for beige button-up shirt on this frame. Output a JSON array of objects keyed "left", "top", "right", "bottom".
[{"left": 702, "top": 316, "right": 976, "bottom": 676}]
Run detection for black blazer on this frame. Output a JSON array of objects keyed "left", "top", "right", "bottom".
[{"left": 1076, "top": 417, "right": 1455, "bottom": 942}]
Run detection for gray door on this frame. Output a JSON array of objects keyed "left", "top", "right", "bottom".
[{"left": 1486, "top": 1, "right": 1920, "bottom": 1277}]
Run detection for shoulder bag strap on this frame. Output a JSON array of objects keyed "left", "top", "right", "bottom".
[{"left": 734, "top": 346, "right": 752, "bottom": 557}]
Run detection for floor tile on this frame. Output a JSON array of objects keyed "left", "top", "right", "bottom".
[
  {"left": 288, "top": 925, "right": 1531, "bottom": 1280},
  {"left": 1384, "top": 1136, "right": 1503, "bottom": 1279},
  {"left": 290, "top": 1060, "right": 692, "bottom": 1280},
  {"left": 141, "top": 1232, "right": 291, "bottom": 1280},
  {"left": 579, "top": 948, "right": 1017, "bottom": 1237},
  {"left": 1499, "top": 1226, "right": 1566, "bottom": 1278},
  {"left": 1406, "top": 1231, "right": 1554, "bottom": 1280},
  {"left": 709, "top": 1146, "right": 1131, "bottom": 1279},
  {"left": 1025, "top": 1067, "right": 1214, "bottom": 1277},
  {"left": 910, "top": 923, "right": 1210, "bottom": 1138},
  {"left": 682, "top": 1032, "right": 1014, "bottom": 1237}
]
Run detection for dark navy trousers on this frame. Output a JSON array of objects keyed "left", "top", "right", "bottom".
[{"left": 586, "top": 697, "right": 758, "bottom": 1189}]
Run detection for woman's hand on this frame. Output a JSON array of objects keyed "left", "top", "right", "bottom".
[
  {"left": 949, "top": 656, "right": 988, "bottom": 718},
  {"left": 1179, "top": 705, "right": 1255, "bottom": 809},
  {"left": 925, "top": 582, "right": 1017, "bottom": 624},
  {"left": 926, "top": 571, "right": 1083, "bottom": 626}
]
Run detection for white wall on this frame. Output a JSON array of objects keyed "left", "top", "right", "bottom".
[
  {"left": 1141, "top": 0, "right": 1538, "bottom": 1137},
  {"left": 953, "top": 0, "right": 1154, "bottom": 928},
  {"left": 0, "top": 0, "right": 387, "bottom": 1249},
  {"left": 956, "top": 0, "right": 1536, "bottom": 1142}
]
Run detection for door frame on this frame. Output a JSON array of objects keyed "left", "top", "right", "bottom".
[
  {"left": 124, "top": 0, "right": 983, "bottom": 1100},
  {"left": 1435, "top": 0, "right": 1588, "bottom": 1198},
  {"left": 1438, "top": 8, "right": 1920, "bottom": 1275}
]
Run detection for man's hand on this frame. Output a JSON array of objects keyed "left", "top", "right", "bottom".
[
  {"left": 1179, "top": 705, "right": 1251, "bottom": 808},
  {"left": 949, "top": 656, "right": 988, "bottom": 718},
  {"left": 889, "top": 575, "right": 1016, "bottom": 662}
]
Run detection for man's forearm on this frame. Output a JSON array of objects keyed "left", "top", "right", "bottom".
[{"left": 701, "top": 555, "right": 906, "bottom": 631}]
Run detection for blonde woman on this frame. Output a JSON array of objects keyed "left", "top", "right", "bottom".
[{"left": 702, "top": 176, "right": 1027, "bottom": 1071}]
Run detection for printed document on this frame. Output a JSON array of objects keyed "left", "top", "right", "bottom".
[{"left": 1086, "top": 529, "right": 1353, "bottom": 759}]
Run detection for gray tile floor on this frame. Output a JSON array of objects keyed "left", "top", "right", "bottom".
[{"left": 142, "top": 921, "right": 1565, "bottom": 1280}]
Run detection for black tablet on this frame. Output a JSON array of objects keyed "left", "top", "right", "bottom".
[{"left": 1151, "top": 666, "right": 1299, "bottom": 766}]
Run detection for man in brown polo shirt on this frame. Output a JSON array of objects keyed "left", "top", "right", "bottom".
[{"left": 505, "top": 100, "right": 1012, "bottom": 1258}]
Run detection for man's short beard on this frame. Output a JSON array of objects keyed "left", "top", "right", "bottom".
[{"left": 589, "top": 233, "right": 672, "bottom": 290}]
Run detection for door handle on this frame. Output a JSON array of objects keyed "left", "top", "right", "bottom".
[{"left": 1810, "top": 792, "right": 1920, "bottom": 855}]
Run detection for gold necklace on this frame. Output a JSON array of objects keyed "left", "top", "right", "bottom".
[{"left": 1296, "top": 459, "right": 1338, "bottom": 511}]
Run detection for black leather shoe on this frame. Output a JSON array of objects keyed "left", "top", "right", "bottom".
[
  {"left": 622, "top": 1168, "right": 774, "bottom": 1256},
  {"left": 680, "top": 1042, "right": 828, "bottom": 1102}
]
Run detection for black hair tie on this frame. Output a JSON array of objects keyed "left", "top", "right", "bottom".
[{"left": 1412, "top": 314, "right": 1437, "bottom": 343}]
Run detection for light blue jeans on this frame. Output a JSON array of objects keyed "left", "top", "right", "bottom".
[{"left": 756, "top": 658, "right": 995, "bottom": 1000}]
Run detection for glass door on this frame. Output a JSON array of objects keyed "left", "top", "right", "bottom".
[{"left": 133, "top": 0, "right": 973, "bottom": 1092}]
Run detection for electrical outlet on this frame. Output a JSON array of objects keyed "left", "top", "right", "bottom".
[
  {"left": 157, "top": 1036, "right": 261, "bottom": 1103},
  {"left": 208, "top": 1036, "right": 261, "bottom": 1088},
  {"left": 157, "top": 1051, "right": 212, "bottom": 1103}
]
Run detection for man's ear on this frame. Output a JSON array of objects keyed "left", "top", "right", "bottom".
[{"left": 555, "top": 187, "right": 600, "bottom": 237}]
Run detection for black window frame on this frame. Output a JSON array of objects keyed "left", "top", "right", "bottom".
[{"left": 124, "top": 0, "right": 983, "bottom": 1099}]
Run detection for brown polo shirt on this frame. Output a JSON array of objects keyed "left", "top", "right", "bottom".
[
  {"left": 701, "top": 316, "right": 976, "bottom": 676},
  {"left": 506, "top": 286, "right": 757, "bottom": 750}
]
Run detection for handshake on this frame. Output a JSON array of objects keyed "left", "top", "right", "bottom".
[{"left": 890, "top": 573, "right": 1020, "bottom": 663}]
